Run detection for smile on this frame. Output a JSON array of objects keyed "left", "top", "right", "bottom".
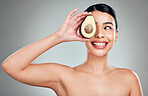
[
  {"left": 91, "top": 41, "right": 108, "bottom": 49},
  {"left": 92, "top": 43, "right": 106, "bottom": 46}
]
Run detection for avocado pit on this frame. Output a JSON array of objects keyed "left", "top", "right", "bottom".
[{"left": 84, "top": 24, "right": 93, "bottom": 34}]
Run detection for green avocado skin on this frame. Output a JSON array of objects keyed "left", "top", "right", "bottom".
[{"left": 79, "top": 15, "right": 96, "bottom": 39}]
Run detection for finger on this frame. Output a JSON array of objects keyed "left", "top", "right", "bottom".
[
  {"left": 73, "top": 17, "right": 85, "bottom": 30},
  {"left": 78, "top": 28, "right": 83, "bottom": 37},
  {"left": 72, "top": 15, "right": 85, "bottom": 27},
  {"left": 72, "top": 12, "right": 91, "bottom": 21},
  {"left": 75, "top": 15, "right": 86, "bottom": 24},
  {"left": 66, "top": 8, "right": 78, "bottom": 20},
  {"left": 75, "top": 36, "right": 90, "bottom": 42},
  {"left": 78, "top": 28, "right": 81, "bottom": 36},
  {"left": 75, "top": 27, "right": 81, "bottom": 37},
  {"left": 72, "top": 12, "right": 91, "bottom": 28}
]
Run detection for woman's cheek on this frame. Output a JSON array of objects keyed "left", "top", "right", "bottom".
[{"left": 105, "top": 32, "right": 114, "bottom": 41}]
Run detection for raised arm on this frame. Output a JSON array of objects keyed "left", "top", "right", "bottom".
[{"left": 2, "top": 8, "right": 91, "bottom": 88}]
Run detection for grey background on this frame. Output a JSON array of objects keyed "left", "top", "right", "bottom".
[{"left": 0, "top": 0, "right": 148, "bottom": 96}]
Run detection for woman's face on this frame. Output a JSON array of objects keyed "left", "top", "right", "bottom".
[{"left": 85, "top": 10, "right": 118, "bottom": 56}]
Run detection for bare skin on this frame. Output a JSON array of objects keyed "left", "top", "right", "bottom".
[{"left": 2, "top": 8, "right": 143, "bottom": 96}]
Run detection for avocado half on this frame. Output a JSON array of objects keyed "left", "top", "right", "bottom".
[{"left": 80, "top": 15, "right": 96, "bottom": 38}]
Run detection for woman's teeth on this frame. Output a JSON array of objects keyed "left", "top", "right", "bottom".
[{"left": 93, "top": 43, "right": 106, "bottom": 46}]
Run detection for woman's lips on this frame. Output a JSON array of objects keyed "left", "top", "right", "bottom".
[{"left": 91, "top": 41, "right": 108, "bottom": 49}]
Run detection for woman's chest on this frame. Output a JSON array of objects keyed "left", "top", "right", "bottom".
[{"left": 58, "top": 72, "right": 130, "bottom": 96}]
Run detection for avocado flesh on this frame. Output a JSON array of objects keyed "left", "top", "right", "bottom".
[{"left": 80, "top": 15, "right": 96, "bottom": 38}]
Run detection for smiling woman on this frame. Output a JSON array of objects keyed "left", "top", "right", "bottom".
[{"left": 2, "top": 3, "right": 143, "bottom": 96}]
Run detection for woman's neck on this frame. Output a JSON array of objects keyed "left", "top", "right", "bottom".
[{"left": 81, "top": 52, "right": 111, "bottom": 75}]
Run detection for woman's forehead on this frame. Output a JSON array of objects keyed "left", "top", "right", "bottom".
[{"left": 91, "top": 10, "right": 115, "bottom": 25}]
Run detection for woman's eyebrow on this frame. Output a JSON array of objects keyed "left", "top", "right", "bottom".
[
  {"left": 103, "top": 22, "right": 113, "bottom": 25},
  {"left": 95, "top": 22, "right": 113, "bottom": 25}
]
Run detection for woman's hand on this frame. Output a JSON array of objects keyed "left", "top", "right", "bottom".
[{"left": 55, "top": 8, "right": 91, "bottom": 42}]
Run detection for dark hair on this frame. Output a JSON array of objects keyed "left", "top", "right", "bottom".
[{"left": 85, "top": 3, "right": 118, "bottom": 30}]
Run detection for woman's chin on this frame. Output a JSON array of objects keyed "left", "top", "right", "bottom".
[{"left": 88, "top": 50, "right": 108, "bottom": 57}]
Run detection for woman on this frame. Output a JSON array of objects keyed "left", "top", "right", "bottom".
[{"left": 2, "top": 3, "right": 143, "bottom": 96}]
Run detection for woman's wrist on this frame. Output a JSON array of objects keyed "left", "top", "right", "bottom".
[{"left": 53, "top": 30, "right": 67, "bottom": 43}]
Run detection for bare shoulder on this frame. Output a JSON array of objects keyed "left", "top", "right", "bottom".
[
  {"left": 115, "top": 68, "right": 139, "bottom": 81},
  {"left": 114, "top": 67, "right": 143, "bottom": 95},
  {"left": 107, "top": 67, "right": 140, "bottom": 83}
]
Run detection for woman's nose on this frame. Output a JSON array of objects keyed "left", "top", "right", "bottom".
[{"left": 94, "top": 28, "right": 105, "bottom": 39}]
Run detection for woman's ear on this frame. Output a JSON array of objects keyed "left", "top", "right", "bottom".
[{"left": 115, "top": 30, "right": 118, "bottom": 42}]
